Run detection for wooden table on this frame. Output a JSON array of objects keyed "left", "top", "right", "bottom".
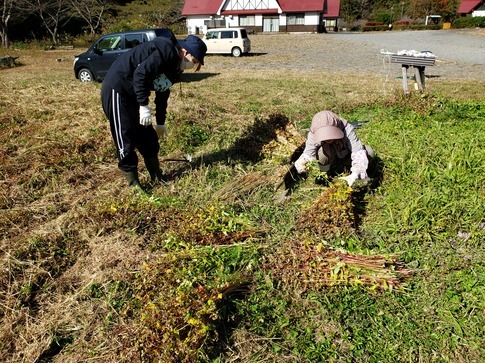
[{"left": 390, "top": 55, "right": 435, "bottom": 93}]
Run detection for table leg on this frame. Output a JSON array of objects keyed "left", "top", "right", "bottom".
[
  {"left": 419, "top": 66, "right": 426, "bottom": 90},
  {"left": 415, "top": 66, "right": 425, "bottom": 92},
  {"left": 402, "top": 65, "right": 409, "bottom": 93}
]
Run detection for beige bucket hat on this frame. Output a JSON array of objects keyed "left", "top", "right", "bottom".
[{"left": 310, "top": 111, "right": 345, "bottom": 142}]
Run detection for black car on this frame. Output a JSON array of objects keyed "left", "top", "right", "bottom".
[{"left": 73, "top": 28, "right": 175, "bottom": 82}]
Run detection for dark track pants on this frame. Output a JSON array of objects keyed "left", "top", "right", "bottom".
[{"left": 101, "top": 88, "right": 159, "bottom": 172}]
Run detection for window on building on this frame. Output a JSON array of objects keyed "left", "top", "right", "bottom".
[
  {"left": 239, "top": 15, "right": 255, "bottom": 26},
  {"left": 287, "top": 13, "right": 304, "bottom": 25},
  {"left": 204, "top": 19, "right": 226, "bottom": 28}
]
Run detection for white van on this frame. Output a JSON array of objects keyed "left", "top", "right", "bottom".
[{"left": 202, "top": 28, "right": 251, "bottom": 57}]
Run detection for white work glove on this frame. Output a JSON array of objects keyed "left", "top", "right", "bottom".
[
  {"left": 351, "top": 150, "right": 369, "bottom": 179},
  {"left": 139, "top": 105, "right": 152, "bottom": 126},
  {"left": 294, "top": 158, "right": 307, "bottom": 174},
  {"left": 340, "top": 173, "right": 359, "bottom": 187},
  {"left": 154, "top": 124, "right": 168, "bottom": 140}
]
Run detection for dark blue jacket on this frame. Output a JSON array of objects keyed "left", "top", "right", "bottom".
[{"left": 102, "top": 36, "right": 180, "bottom": 106}]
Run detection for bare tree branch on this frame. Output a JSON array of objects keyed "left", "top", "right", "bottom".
[
  {"left": 0, "top": 0, "right": 29, "bottom": 48},
  {"left": 69, "top": 0, "right": 107, "bottom": 39},
  {"left": 21, "top": 0, "right": 73, "bottom": 45}
]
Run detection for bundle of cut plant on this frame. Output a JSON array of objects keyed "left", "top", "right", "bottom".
[
  {"left": 265, "top": 241, "right": 413, "bottom": 292},
  {"left": 229, "top": 113, "right": 290, "bottom": 162},
  {"left": 265, "top": 182, "right": 413, "bottom": 291},
  {"left": 213, "top": 170, "right": 272, "bottom": 203},
  {"left": 261, "top": 122, "right": 306, "bottom": 162},
  {"left": 296, "top": 182, "right": 355, "bottom": 237}
]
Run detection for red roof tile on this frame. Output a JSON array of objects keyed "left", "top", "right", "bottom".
[
  {"left": 277, "top": 0, "right": 325, "bottom": 12},
  {"left": 457, "top": 0, "right": 483, "bottom": 13},
  {"left": 325, "top": 0, "right": 341, "bottom": 17},
  {"left": 222, "top": 9, "right": 279, "bottom": 15},
  {"left": 182, "top": 0, "right": 341, "bottom": 17},
  {"left": 182, "top": 0, "right": 220, "bottom": 15}
]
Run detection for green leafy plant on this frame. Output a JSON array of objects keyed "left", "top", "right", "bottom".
[{"left": 0, "top": 45, "right": 483, "bottom": 363}]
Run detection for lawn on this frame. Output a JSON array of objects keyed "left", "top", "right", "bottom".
[{"left": 0, "top": 46, "right": 484, "bottom": 362}]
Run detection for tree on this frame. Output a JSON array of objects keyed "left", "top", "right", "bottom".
[
  {"left": 340, "top": 0, "right": 376, "bottom": 24},
  {"left": 22, "top": 0, "right": 72, "bottom": 45},
  {"left": 0, "top": 0, "right": 13, "bottom": 47},
  {"left": 435, "top": 0, "right": 461, "bottom": 21},
  {"left": 1, "top": 0, "right": 29, "bottom": 48},
  {"left": 407, "top": 0, "right": 461, "bottom": 20},
  {"left": 69, "top": 0, "right": 107, "bottom": 39},
  {"left": 114, "top": 0, "right": 185, "bottom": 30}
]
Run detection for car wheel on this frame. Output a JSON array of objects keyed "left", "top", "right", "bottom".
[
  {"left": 231, "top": 47, "right": 242, "bottom": 57},
  {"left": 78, "top": 68, "right": 94, "bottom": 82}
]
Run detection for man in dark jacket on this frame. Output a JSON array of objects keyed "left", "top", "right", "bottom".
[{"left": 101, "top": 32, "right": 207, "bottom": 190}]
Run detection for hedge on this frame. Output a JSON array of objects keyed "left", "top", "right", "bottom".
[
  {"left": 362, "top": 25, "right": 389, "bottom": 31},
  {"left": 452, "top": 16, "right": 485, "bottom": 28}
]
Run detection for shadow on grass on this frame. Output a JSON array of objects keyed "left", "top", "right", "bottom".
[
  {"left": 170, "top": 113, "right": 289, "bottom": 177},
  {"left": 244, "top": 52, "right": 267, "bottom": 57},
  {"left": 179, "top": 72, "right": 220, "bottom": 82},
  {"left": 204, "top": 282, "right": 252, "bottom": 359},
  {"left": 204, "top": 52, "right": 267, "bottom": 61},
  {"left": 351, "top": 155, "right": 385, "bottom": 230}
]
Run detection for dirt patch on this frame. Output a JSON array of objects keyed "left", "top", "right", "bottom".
[{"left": 204, "top": 29, "right": 485, "bottom": 81}]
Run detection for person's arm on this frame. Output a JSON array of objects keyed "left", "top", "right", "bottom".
[
  {"left": 132, "top": 42, "right": 178, "bottom": 127},
  {"left": 153, "top": 89, "right": 170, "bottom": 139},
  {"left": 133, "top": 41, "right": 178, "bottom": 106},
  {"left": 343, "top": 123, "right": 368, "bottom": 182},
  {"left": 294, "top": 131, "right": 318, "bottom": 174},
  {"left": 154, "top": 89, "right": 170, "bottom": 125},
  {"left": 133, "top": 51, "right": 159, "bottom": 106}
]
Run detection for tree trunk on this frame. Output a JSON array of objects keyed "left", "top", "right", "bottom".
[{"left": 0, "top": 24, "right": 8, "bottom": 48}]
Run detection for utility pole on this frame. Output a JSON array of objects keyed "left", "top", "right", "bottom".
[{"left": 401, "top": 2, "right": 405, "bottom": 20}]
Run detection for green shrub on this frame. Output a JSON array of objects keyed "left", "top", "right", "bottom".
[
  {"left": 105, "top": 21, "right": 148, "bottom": 34},
  {"left": 409, "top": 24, "right": 441, "bottom": 30},
  {"left": 365, "top": 21, "right": 384, "bottom": 26},
  {"left": 453, "top": 16, "right": 485, "bottom": 28},
  {"left": 374, "top": 12, "right": 393, "bottom": 24},
  {"left": 362, "top": 25, "right": 389, "bottom": 32}
]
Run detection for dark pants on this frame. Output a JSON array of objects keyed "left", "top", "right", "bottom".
[{"left": 101, "top": 88, "right": 159, "bottom": 172}]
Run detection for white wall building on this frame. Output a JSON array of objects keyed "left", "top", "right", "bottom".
[{"left": 181, "top": 0, "right": 341, "bottom": 35}]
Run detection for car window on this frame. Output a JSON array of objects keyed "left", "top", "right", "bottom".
[
  {"left": 97, "top": 35, "right": 122, "bottom": 51},
  {"left": 125, "top": 34, "right": 143, "bottom": 48},
  {"left": 206, "top": 31, "right": 219, "bottom": 40},
  {"left": 240, "top": 29, "right": 248, "bottom": 38},
  {"left": 221, "top": 31, "right": 237, "bottom": 39}
]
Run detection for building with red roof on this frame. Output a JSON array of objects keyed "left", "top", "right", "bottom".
[
  {"left": 181, "top": 0, "right": 341, "bottom": 34},
  {"left": 457, "top": 0, "right": 485, "bottom": 17}
]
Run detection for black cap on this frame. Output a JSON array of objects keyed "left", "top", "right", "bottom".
[{"left": 178, "top": 35, "right": 207, "bottom": 65}]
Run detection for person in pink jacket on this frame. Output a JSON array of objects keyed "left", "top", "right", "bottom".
[{"left": 293, "top": 110, "right": 374, "bottom": 186}]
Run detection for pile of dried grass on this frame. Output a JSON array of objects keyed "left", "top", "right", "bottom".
[
  {"left": 296, "top": 182, "right": 355, "bottom": 238},
  {"left": 264, "top": 182, "right": 412, "bottom": 291},
  {"left": 265, "top": 240, "right": 412, "bottom": 292},
  {"left": 261, "top": 122, "right": 306, "bottom": 162},
  {"left": 213, "top": 171, "right": 272, "bottom": 203}
]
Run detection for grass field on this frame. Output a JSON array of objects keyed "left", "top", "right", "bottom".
[{"left": 0, "top": 46, "right": 484, "bottom": 362}]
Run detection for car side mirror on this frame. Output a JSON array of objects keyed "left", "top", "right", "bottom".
[{"left": 93, "top": 47, "right": 102, "bottom": 55}]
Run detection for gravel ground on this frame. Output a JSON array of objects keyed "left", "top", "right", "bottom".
[{"left": 207, "top": 28, "right": 485, "bottom": 81}]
